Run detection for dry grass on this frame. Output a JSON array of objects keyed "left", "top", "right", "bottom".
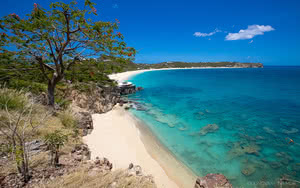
[
  {"left": 0, "top": 88, "right": 82, "bottom": 175},
  {"left": 36, "top": 165, "right": 156, "bottom": 188},
  {"left": 0, "top": 157, "right": 18, "bottom": 175},
  {"left": 29, "top": 152, "right": 49, "bottom": 169},
  {"left": 58, "top": 109, "right": 78, "bottom": 129}
]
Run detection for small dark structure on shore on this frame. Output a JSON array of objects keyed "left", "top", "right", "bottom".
[{"left": 118, "top": 81, "right": 143, "bottom": 95}]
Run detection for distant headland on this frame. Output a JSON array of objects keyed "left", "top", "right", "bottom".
[{"left": 136, "top": 61, "right": 264, "bottom": 69}]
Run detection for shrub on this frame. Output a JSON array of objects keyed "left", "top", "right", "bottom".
[
  {"left": 0, "top": 93, "right": 49, "bottom": 182},
  {"left": 9, "top": 79, "right": 47, "bottom": 94},
  {"left": 0, "top": 87, "right": 27, "bottom": 110},
  {"left": 44, "top": 130, "right": 69, "bottom": 166},
  {"left": 55, "top": 96, "right": 72, "bottom": 109},
  {"left": 59, "top": 110, "right": 77, "bottom": 129}
]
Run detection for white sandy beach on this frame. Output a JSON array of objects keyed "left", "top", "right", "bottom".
[
  {"left": 108, "top": 67, "right": 240, "bottom": 83},
  {"left": 84, "top": 68, "right": 204, "bottom": 188},
  {"left": 84, "top": 106, "right": 197, "bottom": 188},
  {"left": 108, "top": 69, "right": 154, "bottom": 83}
]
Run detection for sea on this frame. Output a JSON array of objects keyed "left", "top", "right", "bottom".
[{"left": 127, "top": 66, "right": 300, "bottom": 187}]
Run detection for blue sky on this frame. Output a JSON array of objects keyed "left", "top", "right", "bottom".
[{"left": 1, "top": 0, "right": 300, "bottom": 65}]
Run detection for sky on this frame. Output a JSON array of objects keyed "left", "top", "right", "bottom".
[{"left": 1, "top": 0, "right": 300, "bottom": 65}]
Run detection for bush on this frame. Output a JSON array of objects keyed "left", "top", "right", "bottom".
[
  {"left": 59, "top": 110, "right": 77, "bottom": 129},
  {"left": 72, "top": 83, "right": 92, "bottom": 93},
  {"left": 8, "top": 79, "right": 47, "bottom": 94},
  {"left": 44, "top": 130, "right": 69, "bottom": 166},
  {"left": 0, "top": 87, "right": 27, "bottom": 110},
  {"left": 55, "top": 96, "right": 72, "bottom": 109}
]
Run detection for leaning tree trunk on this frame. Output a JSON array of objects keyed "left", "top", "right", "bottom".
[{"left": 47, "top": 73, "right": 63, "bottom": 107}]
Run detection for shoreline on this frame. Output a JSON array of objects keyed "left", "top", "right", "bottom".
[
  {"left": 108, "top": 67, "right": 243, "bottom": 83},
  {"left": 83, "top": 106, "right": 196, "bottom": 187},
  {"left": 128, "top": 112, "right": 197, "bottom": 188},
  {"left": 85, "top": 68, "right": 203, "bottom": 187},
  {"left": 87, "top": 67, "right": 243, "bottom": 187}
]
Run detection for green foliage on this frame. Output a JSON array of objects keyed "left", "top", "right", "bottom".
[
  {"left": 9, "top": 79, "right": 47, "bottom": 94},
  {"left": 44, "top": 130, "right": 69, "bottom": 150},
  {"left": 0, "top": 54, "right": 46, "bottom": 84},
  {"left": 64, "top": 57, "right": 130, "bottom": 84},
  {"left": 44, "top": 130, "right": 69, "bottom": 166},
  {"left": 0, "top": 87, "right": 27, "bottom": 110},
  {"left": 14, "top": 145, "right": 24, "bottom": 166},
  {"left": 55, "top": 96, "right": 72, "bottom": 110},
  {"left": 72, "top": 83, "right": 92, "bottom": 92},
  {"left": 0, "top": 0, "right": 136, "bottom": 69},
  {"left": 0, "top": 0, "right": 136, "bottom": 106}
]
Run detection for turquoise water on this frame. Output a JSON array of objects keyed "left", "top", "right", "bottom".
[{"left": 127, "top": 67, "right": 300, "bottom": 187}]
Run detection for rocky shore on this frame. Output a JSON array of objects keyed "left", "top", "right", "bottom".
[
  {"left": 61, "top": 72, "right": 236, "bottom": 188},
  {"left": 0, "top": 75, "right": 236, "bottom": 188},
  {"left": 79, "top": 70, "right": 235, "bottom": 188}
]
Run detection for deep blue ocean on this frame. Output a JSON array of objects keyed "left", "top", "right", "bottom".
[{"left": 127, "top": 66, "right": 300, "bottom": 187}]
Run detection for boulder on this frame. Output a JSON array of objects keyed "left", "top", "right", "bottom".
[
  {"left": 119, "top": 84, "right": 136, "bottom": 95},
  {"left": 128, "top": 163, "right": 134, "bottom": 169},
  {"left": 76, "top": 112, "right": 93, "bottom": 136},
  {"left": 25, "top": 140, "right": 45, "bottom": 156},
  {"left": 71, "top": 144, "right": 91, "bottom": 161},
  {"left": 127, "top": 163, "right": 144, "bottom": 177},
  {"left": 194, "top": 174, "right": 232, "bottom": 188}
]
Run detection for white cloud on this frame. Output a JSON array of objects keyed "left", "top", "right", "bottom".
[
  {"left": 225, "top": 25, "right": 274, "bottom": 40},
  {"left": 194, "top": 28, "right": 221, "bottom": 38}
]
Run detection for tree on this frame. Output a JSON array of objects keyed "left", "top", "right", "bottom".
[
  {"left": 44, "top": 130, "right": 68, "bottom": 167},
  {"left": 0, "top": 0, "right": 136, "bottom": 106},
  {"left": 0, "top": 88, "right": 49, "bottom": 182}
]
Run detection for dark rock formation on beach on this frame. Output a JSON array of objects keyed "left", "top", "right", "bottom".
[
  {"left": 119, "top": 84, "right": 144, "bottom": 95},
  {"left": 69, "top": 81, "right": 144, "bottom": 114},
  {"left": 194, "top": 174, "right": 233, "bottom": 188},
  {"left": 119, "top": 84, "right": 137, "bottom": 95}
]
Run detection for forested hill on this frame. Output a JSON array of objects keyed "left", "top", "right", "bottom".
[{"left": 136, "top": 61, "right": 264, "bottom": 69}]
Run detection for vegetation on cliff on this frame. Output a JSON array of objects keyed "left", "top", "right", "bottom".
[
  {"left": 0, "top": 86, "right": 156, "bottom": 187},
  {"left": 0, "top": 1, "right": 155, "bottom": 187},
  {"left": 0, "top": 0, "right": 135, "bottom": 106}
]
